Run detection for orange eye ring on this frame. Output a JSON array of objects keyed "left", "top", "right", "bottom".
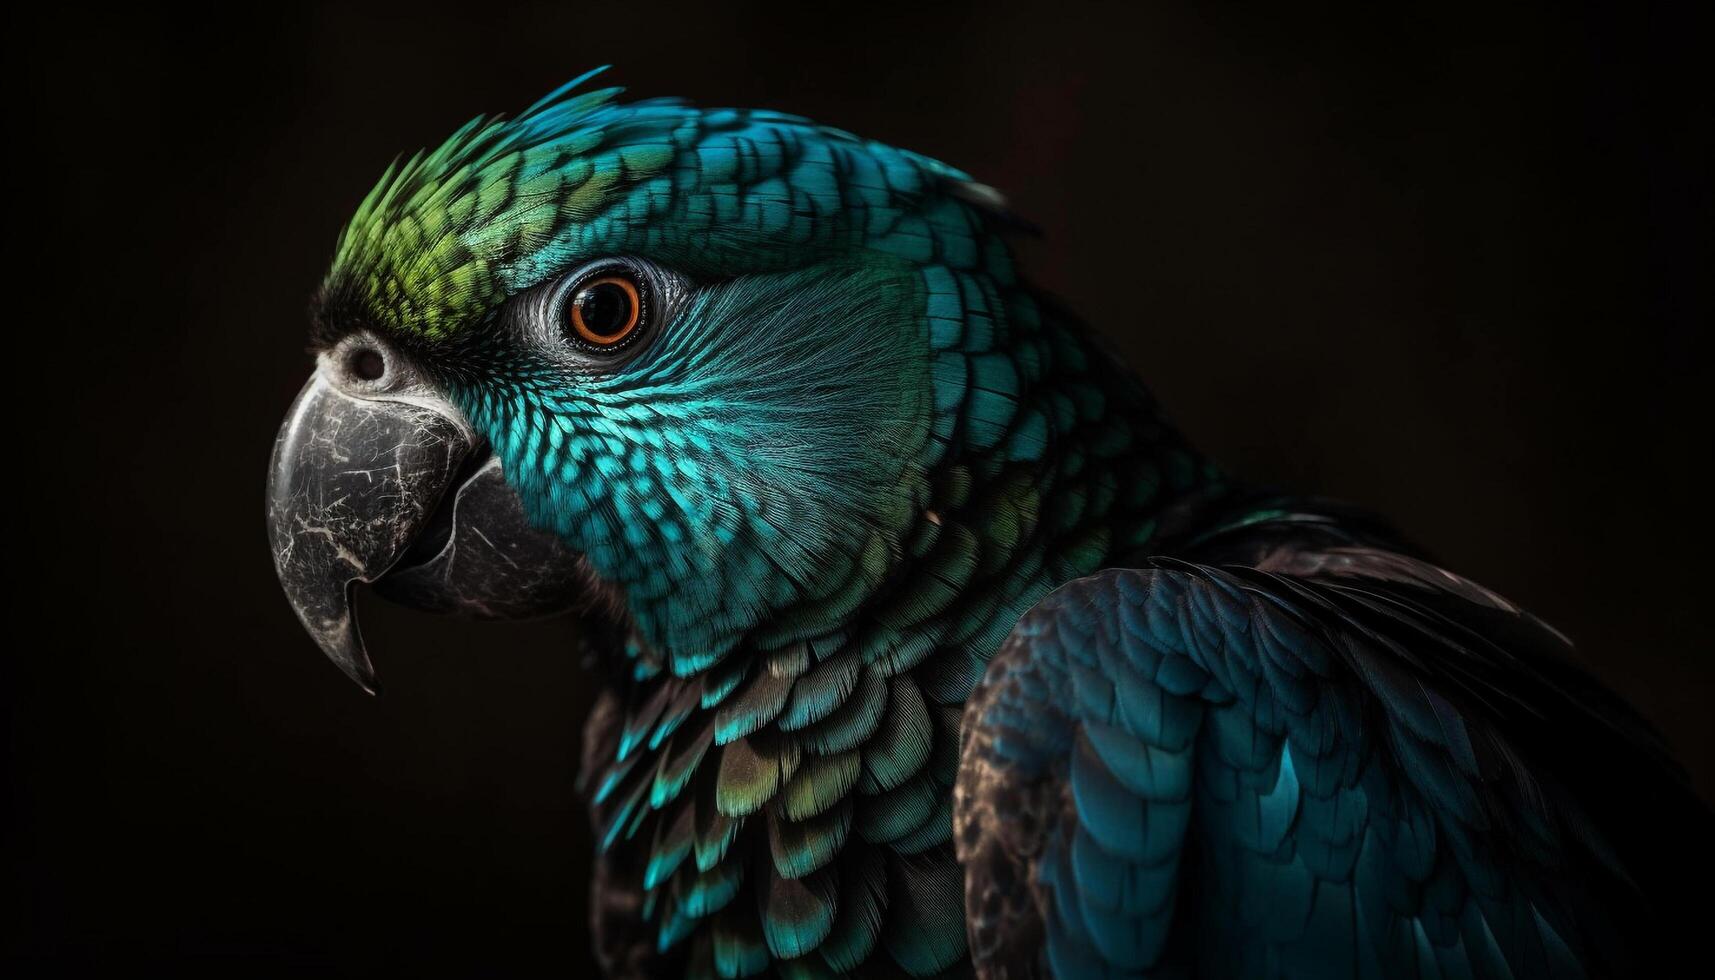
[{"left": 568, "top": 273, "right": 643, "bottom": 347}]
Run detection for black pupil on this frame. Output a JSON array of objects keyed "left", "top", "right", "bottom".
[
  {"left": 577, "top": 282, "right": 633, "bottom": 339},
  {"left": 351, "top": 348, "right": 385, "bottom": 381}
]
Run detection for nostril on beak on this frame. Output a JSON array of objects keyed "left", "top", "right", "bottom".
[{"left": 351, "top": 347, "right": 386, "bottom": 381}]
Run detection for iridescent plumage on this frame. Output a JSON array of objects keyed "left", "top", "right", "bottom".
[{"left": 304, "top": 72, "right": 1710, "bottom": 978}]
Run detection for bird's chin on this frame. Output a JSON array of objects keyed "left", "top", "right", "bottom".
[{"left": 266, "top": 356, "right": 599, "bottom": 694}]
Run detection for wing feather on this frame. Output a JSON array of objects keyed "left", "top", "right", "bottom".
[{"left": 956, "top": 549, "right": 1710, "bottom": 978}]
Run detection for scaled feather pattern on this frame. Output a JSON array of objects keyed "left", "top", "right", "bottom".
[{"left": 309, "top": 71, "right": 1712, "bottom": 978}]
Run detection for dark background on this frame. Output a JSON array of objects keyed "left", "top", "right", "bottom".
[{"left": 6, "top": 0, "right": 1707, "bottom": 974}]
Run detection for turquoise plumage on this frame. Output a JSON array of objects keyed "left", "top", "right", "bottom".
[{"left": 294, "top": 72, "right": 1711, "bottom": 977}]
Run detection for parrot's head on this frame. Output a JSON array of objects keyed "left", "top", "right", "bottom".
[{"left": 269, "top": 71, "right": 1032, "bottom": 691}]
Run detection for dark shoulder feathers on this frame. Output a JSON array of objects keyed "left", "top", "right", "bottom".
[{"left": 956, "top": 518, "right": 1710, "bottom": 978}]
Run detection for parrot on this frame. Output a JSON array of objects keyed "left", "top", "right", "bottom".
[{"left": 266, "top": 70, "right": 1710, "bottom": 978}]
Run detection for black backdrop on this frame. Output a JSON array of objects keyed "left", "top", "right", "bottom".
[{"left": 7, "top": 1, "right": 1708, "bottom": 974}]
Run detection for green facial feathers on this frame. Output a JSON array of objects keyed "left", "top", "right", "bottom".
[
  {"left": 321, "top": 68, "right": 669, "bottom": 340},
  {"left": 319, "top": 66, "right": 982, "bottom": 344}
]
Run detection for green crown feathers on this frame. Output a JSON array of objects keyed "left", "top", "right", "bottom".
[{"left": 320, "top": 68, "right": 678, "bottom": 341}]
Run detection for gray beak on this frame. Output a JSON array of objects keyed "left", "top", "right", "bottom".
[{"left": 266, "top": 337, "right": 587, "bottom": 693}]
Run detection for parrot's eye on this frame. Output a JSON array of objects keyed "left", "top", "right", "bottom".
[
  {"left": 563, "top": 267, "right": 648, "bottom": 353},
  {"left": 534, "top": 256, "right": 684, "bottom": 367}
]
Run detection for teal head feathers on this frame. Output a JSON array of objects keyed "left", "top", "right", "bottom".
[
  {"left": 310, "top": 68, "right": 1208, "bottom": 672},
  {"left": 271, "top": 72, "right": 1708, "bottom": 980},
  {"left": 276, "top": 70, "right": 1217, "bottom": 975}
]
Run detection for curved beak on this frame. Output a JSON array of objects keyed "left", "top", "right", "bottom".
[{"left": 266, "top": 356, "right": 587, "bottom": 694}]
